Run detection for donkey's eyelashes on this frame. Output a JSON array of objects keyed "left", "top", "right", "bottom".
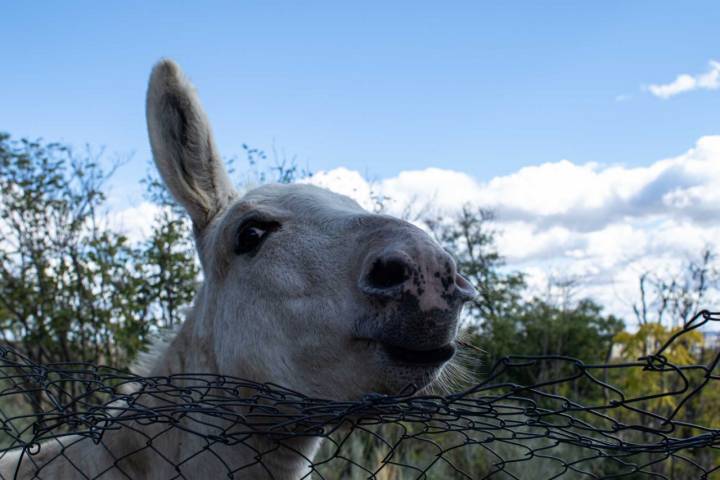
[{"left": 234, "top": 219, "right": 280, "bottom": 255}]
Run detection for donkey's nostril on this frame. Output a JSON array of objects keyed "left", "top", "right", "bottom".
[{"left": 367, "top": 258, "right": 409, "bottom": 290}]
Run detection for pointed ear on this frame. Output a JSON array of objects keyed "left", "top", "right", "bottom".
[{"left": 146, "top": 59, "right": 236, "bottom": 231}]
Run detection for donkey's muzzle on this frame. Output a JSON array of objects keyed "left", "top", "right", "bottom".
[
  {"left": 382, "top": 342, "right": 457, "bottom": 366},
  {"left": 358, "top": 249, "right": 477, "bottom": 306},
  {"left": 356, "top": 246, "right": 476, "bottom": 353}
]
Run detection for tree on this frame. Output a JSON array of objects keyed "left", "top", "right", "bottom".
[
  {"left": 140, "top": 175, "right": 199, "bottom": 330},
  {"left": 633, "top": 248, "right": 719, "bottom": 329},
  {"left": 0, "top": 132, "right": 211, "bottom": 375},
  {"left": 424, "top": 205, "right": 624, "bottom": 393},
  {"left": 425, "top": 206, "right": 526, "bottom": 325},
  {"left": 483, "top": 298, "right": 623, "bottom": 386},
  {"left": 0, "top": 134, "right": 151, "bottom": 369}
]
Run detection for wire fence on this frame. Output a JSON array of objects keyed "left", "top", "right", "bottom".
[{"left": 0, "top": 311, "right": 717, "bottom": 479}]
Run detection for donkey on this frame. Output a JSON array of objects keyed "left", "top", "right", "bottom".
[{"left": 0, "top": 60, "right": 476, "bottom": 479}]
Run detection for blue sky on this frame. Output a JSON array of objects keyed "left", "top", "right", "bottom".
[
  {"left": 2, "top": 1, "right": 720, "bottom": 320},
  {"left": 2, "top": 1, "right": 719, "bottom": 199}
]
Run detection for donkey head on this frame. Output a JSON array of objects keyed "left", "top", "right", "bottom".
[{"left": 146, "top": 60, "right": 477, "bottom": 400}]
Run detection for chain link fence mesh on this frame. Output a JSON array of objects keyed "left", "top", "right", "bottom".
[{"left": 0, "top": 311, "right": 717, "bottom": 479}]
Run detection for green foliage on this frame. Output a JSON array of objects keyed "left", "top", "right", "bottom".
[
  {"left": 0, "top": 134, "right": 147, "bottom": 368},
  {"left": 141, "top": 175, "right": 199, "bottom": 329},
  {"left": 0, "top": 134, "right": 198, "bottom": 371},
  {"left": 480, "top": 298, "right": 624, "bottom": 382}
]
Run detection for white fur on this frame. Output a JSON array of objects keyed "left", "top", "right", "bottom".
[{"left": 0, "top": 60, "right": 475, "bottom": 479}]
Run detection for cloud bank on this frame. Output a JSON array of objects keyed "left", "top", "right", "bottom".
[
  {"left": 648, "top": 60, "right": 720, "bottom": 99},
  {"left": 306, "top": 136, "right": 720, "bottom": 320}
]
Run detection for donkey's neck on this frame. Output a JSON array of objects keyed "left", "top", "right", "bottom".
[
  {"left": 146, "top": 311, "right": 216, "bottom": 376},
  {"left": 131, "top": 298, "right": 321, "bottom": 479}
]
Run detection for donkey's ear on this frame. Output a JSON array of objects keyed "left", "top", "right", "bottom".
[{"left": 146, "top": 59, "right": 236, "bottom": 231}]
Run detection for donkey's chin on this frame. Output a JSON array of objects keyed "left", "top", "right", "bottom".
[
  {"left": 381, "top": 342, "right": 456, "bottom": 366},
  {"left": 365, "top": 340, "right": 457, "bottom": 394}
]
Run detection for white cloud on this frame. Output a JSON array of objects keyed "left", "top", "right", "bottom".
[
  {"left": 306, "top": 135, "right": 720, "bottom": 322},
  {"left": 301, "top": 167, "right": 377, "bottom": 212},
  {"left": 647, "top": 60, "right": 720, "bottom": 99},
  {"left": 107, "top": 201, "right": 161, "bottom": 243}
]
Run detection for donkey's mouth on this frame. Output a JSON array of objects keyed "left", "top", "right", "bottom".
[{"left": 382, "top": 343, "right": 456, "bottom": 366}]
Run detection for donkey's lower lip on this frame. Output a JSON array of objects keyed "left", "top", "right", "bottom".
[{"left": 382, "top": 343, "right": 456, "bottom": 366}]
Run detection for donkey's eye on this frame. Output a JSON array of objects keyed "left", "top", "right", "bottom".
[{"left": 235, "top": 220, "right": 279, "bottom": 255}]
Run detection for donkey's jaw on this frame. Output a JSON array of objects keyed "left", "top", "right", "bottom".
[
  {"left": 381, "top": 341, "right": 457, "bottom": 367},
  {"left": 346, "top": 336, "right": 456, "bottom": 395}
]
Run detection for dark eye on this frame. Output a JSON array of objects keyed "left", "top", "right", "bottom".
[{"left": 235, "top": 220, "right": 279, "bottom": 255}]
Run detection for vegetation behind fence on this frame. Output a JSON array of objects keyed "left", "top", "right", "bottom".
[{"left": 0, "top": 310, "right": 717, "bottom": 479}]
